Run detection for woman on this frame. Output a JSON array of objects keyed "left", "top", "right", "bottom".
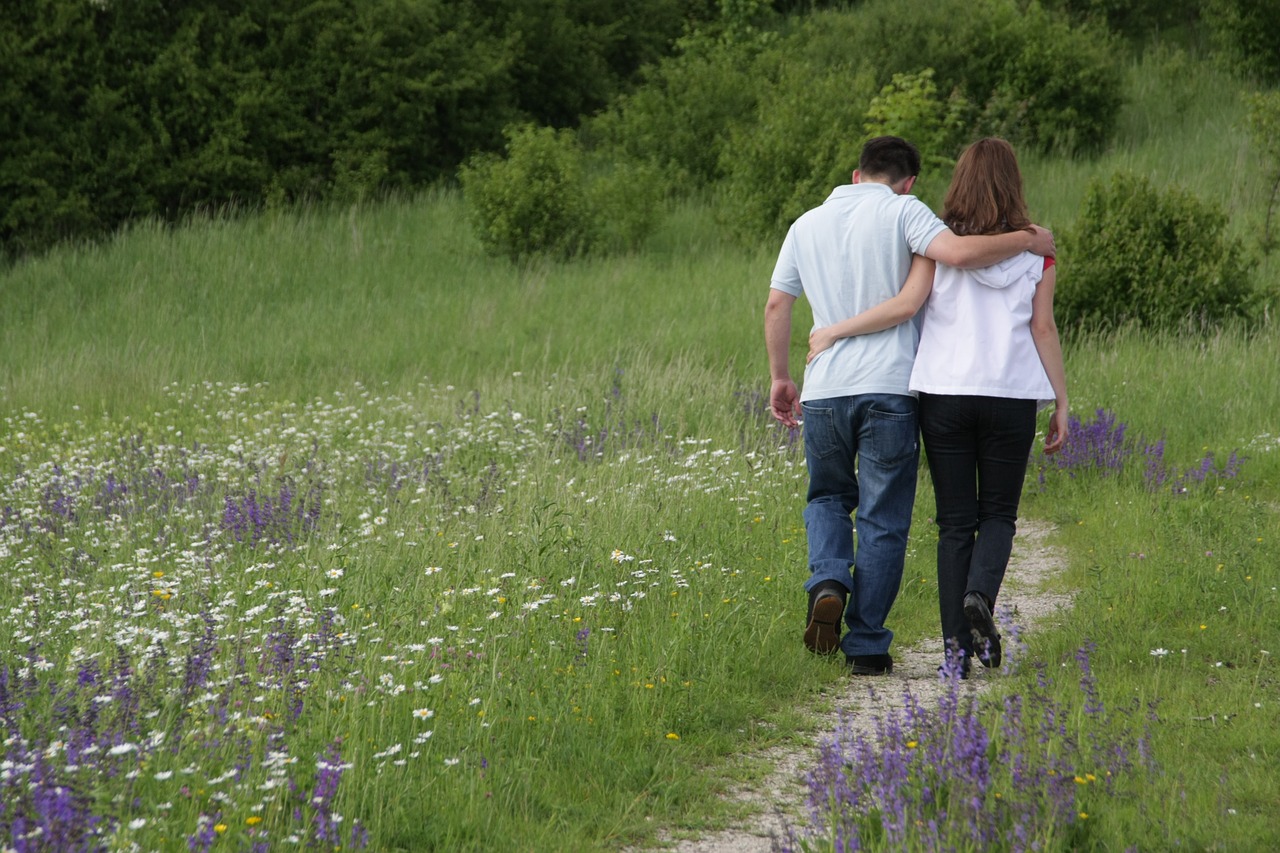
[{"left": 807, "top": 137, "right": 1069, "bottom": 675}]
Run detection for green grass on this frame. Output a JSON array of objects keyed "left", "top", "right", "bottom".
[{"left": 0, "top": 42, "right": 1278, "bottom": 852}]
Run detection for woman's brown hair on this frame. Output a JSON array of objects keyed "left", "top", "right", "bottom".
[{"left": 941, "top": 138, "right": 1032, "bottom": 236}]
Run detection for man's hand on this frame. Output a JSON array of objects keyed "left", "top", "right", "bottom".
[
  {"left": 769, "top": 379, "right": 801, "bottom": 428},
  {"left": 1028, "top": 224, "right": 1055, "bottom": 258}
]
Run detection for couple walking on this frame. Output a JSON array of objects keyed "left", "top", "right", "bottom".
[{"left": 765, "top": 136, "right": 1069, "bottom": 677}]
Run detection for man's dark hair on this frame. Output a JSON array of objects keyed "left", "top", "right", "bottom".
[{"left": 858, "top": 136, "right": 922, "bottom": 183}]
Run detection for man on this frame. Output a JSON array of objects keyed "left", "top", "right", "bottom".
[{"left": 765, "top": 136, "right": 1054, "bottom": 675}]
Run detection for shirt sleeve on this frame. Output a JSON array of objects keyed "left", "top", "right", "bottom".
[
  {"left": 769, "top": 226, "right": 804, "bottom": 297},
  {"left": 1043, "top": 256, "right": 1056, "bottom": 270},
  {"left": 901, "top": 196, "right": 949, "bottom": 256}
]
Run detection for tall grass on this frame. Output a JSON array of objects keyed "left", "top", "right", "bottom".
[{"left": 0, "top": 44, "right": 1277, "bottom": 852}]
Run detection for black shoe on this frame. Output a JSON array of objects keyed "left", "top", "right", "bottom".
[
  {"left": 804, "top": 582, "right": 845, "bottom": 655},
  {"left": 964, "top": 592, "right": 1002, "bottom": 669},
  {"left": 847, "top": 653, "right": 893, "bottom": 676}
]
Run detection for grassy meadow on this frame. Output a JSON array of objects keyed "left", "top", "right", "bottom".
[{"left": 1, "top": 46, "right": 1277, "bottom": 852}]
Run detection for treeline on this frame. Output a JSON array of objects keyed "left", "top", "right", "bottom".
[
  {"left": 455, "top": 0, "right": 1276, "bottom": 331},
  {"left": 2, "top": 0, "right": 1277, "bottom": 279},
  {"left": 0, "top": 0, "right": 718, "bottom": 257}
]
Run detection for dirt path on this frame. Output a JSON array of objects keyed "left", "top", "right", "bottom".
[{"left": 654, "top": 519, "right": 1072, "bottom": 853}]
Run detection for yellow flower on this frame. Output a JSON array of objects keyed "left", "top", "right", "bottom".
[
  {"left": 905, "top": 741, "right": 918, "bottom": 749},
  {"left": 246, "top": 816, "right": 263, "bottom": 826},
  {"left": 214, "top": 824, "right": 228, "bottom": 834},
  {"left": 666, "top": 732, "right": 680, "bottom": 740},
  {"left": 1074, "top": 775, "right": 1087, "bottom": 785},
  {"left": 1078, "top": 812, "right": 1088, "bottom": 820}
]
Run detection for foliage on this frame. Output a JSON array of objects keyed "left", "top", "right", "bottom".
[
  {"left": 795, "top": 0, "right": 1124, "bottom": 156},
  {"left": 459, "top": 123, "right": 668, "bottom": 262},
  {"left": 711, "top": 0, "right": 1124, "bottom": 243},
  {"left": 863, "top": 68, "right": 972, "bottom": 179},
  {"left": 716, "top": 59, "right": 879, "bottom": 242},
  {"left": 1039, "top": 0, "right": 1201, "bottom": 38},
  {"left": 0, "top": 0, "right": 701, "bottom": 260},
  {"left": 1206, "top": 0, "right": 1280, "bottom": 85},
  {"left": 584, "top": 157, "right": 669, "bottom": 256},
  {"left": 1057, "top": 172, "right": 1257, "bottom": 331},
  {"left": 459, "top": 125, "right": 595, "bottom": 262},
  {"left": 1245, "top": 91, "right": 1280, "bottom": 253},
  {"left": 585, "top": 37, "right": 765, "bottom": 194}
]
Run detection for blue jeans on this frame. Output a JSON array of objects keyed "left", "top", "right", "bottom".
[
  {"left": 918, "top": 393, "right": 1036, "bottom": 658},
  {"left": 801, "top": 394, "right": 919, "bottom": 658}
]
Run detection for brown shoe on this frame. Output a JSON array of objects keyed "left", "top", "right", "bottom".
[{"left": 803, "top": 586, "right": 845, "bottom": 654}]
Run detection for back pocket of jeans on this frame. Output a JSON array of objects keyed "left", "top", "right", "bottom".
[
  {"left": 800, "top": 404, "right": 838, "bottom": 460},
  {"left": 863, "top": 407, "right": 917, "bottom": 466}
]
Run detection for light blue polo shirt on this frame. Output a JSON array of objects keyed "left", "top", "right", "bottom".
[{"left": 770, "top": 183, "right": 947, "bottom": 401}]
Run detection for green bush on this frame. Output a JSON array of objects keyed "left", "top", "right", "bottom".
[
  {"left": 0, "top": 0, "right": 701, "bottom": 259},
  {"left": 717, "top": 59, "right": 879, "bottom": 242},
  {"left": 460, "top": 124, "right": 666, "bottom": 261},
  {"left": 1207, "top": 0, "right": 1280, "bottom": 85},
  {"left": 1246, "top": 91, "right": 1280, "bottom": 253},
  {"left": 460, "top": 125, "right": 595, "bottom": 262},
  {"left": 1057, "top": 172, "right": 1258, "bottom": 331},
  {"left": 584, "top": 158, "right": 668, "bottom": 256},
  {"left": 1039, "top": 0, "right": 1201, "bottom": 39},
  {"left": 798, "top": 0, "right": 1124, "bottom": 155},
  {"left": 863, "top": 68, "right": 972, "bottom": 190},
  {"left": 710, "top": 0, "right": 1124, "bottom": 244},
  {"left": 585, "top": 35, "right": 768, "bottom": 195}
]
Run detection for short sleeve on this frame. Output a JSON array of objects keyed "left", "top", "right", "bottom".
[
  {"left": 769, "top": 225, "right": 804, "bottom": 297},
  {"left": 901, "top": 196, "right": 948, "bottom": 256},
  {"left": 1043, "top": 256, "right": 1056, "bottom": 270}
]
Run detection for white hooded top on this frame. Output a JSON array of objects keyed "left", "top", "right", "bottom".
[{"left": 908, "top": 251, "right": 1054, "bottom": 401}]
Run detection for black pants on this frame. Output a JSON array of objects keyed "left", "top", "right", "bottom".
[{"left": 919, "top": 393, "right": 1037, "bottom": 659}]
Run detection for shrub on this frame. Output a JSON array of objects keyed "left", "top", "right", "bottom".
[
  {"left": 716, "top": 58, "right": 879, "bottom": 243},
  {"left": 584, "top": 158, "right": 668, "bottom": 256},
  {"left": 796, "top": 0, "right": 1124, "bottom": 156},
  {"left": 460, "top": 125, "right": 596, "bottom": 262},
  {"left": 461, "top": 123, "right": 667, "bottom": 261},
  {"left": 1057, "top": 172, "right": 1257, "bottom": 331},
  {"left": 585, "top": 33, "right": 768, "bottom": 195},
  {"left": 0, "top": 0, "right": 700, "bottom": 259},
  {"left": 1207, "top": 0, "right": 1280, "bottom": 85},
  {"left": 712, "top": 0, "right": 1125, "bottom": 243},
  {"left": 1039, "top": 0, "right": 1201, "bottom": 39},
  {"left": 863, "top": 68, "right": 973, "bottom": 194},
  {"left": 1245, "top": 90, "right": 1280, "bottom": 253}
]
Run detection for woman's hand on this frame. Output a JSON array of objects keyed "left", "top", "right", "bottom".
[
  {"left": 807, "top": 327, "right": 838, "bottom": 364},
  {"left": 1043, "top": 406, "right": 1069, "bottom": 454}
]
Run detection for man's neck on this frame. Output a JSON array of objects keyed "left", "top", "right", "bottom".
[{"left": 852, "top": 170, "right": 915, "bottom": 195}]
